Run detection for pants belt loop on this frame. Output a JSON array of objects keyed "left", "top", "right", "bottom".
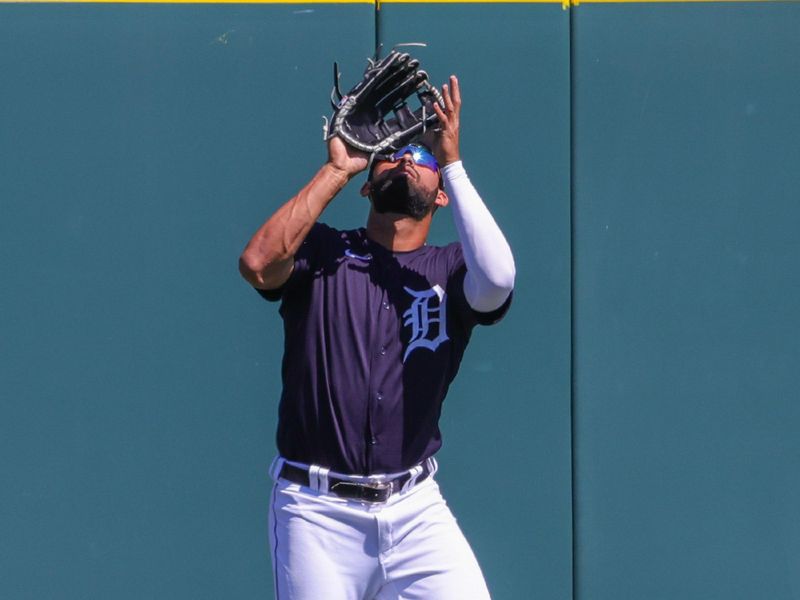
[
  {"left": 308, "top": 465, "right": 321, "bottom": 491},
  {"left": 318, "top": 467, "right": 330, "bottom": 494},
  {"left": 270, "top": 456, "right": 286, "bottom": 481},
  {"left": 401, "top": 464, "right": 423, "bottom": 494}
]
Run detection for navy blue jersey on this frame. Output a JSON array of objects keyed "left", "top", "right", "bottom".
[{"left": 259, "top": 223, "right": 511, "bottom": 475}]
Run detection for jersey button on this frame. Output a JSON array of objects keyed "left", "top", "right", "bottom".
[
  {"left": 376, "top": 393, "right": 383, "bottom": 401},
  {"left": 382, "top": 302, "right": 390, "bottom": 310},
  {"left": 370, "top": 437, "right": 377, "bottom": 445},
  {"left": 380, "top": 346, "right": 387, "bottom": 355}
]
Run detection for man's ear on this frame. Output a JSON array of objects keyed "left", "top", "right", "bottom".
[
  {"left": 434, "top": 188, "right": 449, "bottom": 208},
  {"left": 360, "top": 181, "right": 371, "bottom": 198}
]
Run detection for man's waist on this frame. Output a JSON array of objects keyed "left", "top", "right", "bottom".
[{"left": 271, "top": 456, "right": 438, "bottom": 503}]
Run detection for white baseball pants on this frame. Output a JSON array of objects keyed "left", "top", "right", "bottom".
[{"left": 268, "top": 458, "right": 491, "bottom": 600}]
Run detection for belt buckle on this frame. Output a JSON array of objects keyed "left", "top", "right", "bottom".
[
  {"left": 359, "top": 481, "right": 392, "bottom": 503},
  {"left": 332, "top": 480, "right": 393, "bottom": 503}
]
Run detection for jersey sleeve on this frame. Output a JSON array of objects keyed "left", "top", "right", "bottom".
[
  {"left": 256, "top": 222, "right": 332, "bottom": 303},
  {"left": 446, "top": 243, "right": 513, "bottom": 328}
]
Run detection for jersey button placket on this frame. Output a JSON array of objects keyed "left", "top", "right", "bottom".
[
  {"left": 366, "top": 288, "right": 390, "bottom": 467},
  {"left": 371, "top": 392, "right": 383, "bottom": 447}
]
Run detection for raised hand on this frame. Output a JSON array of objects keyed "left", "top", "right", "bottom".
[
  {"left": 327, "top": 135, "right": 370, "bottom": 178},
  {"left": 431, "top": 75, "right": 461, "bottom": 166}
]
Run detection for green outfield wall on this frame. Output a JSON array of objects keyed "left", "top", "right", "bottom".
[{"left": 1, "top": 2, "right": 798, "bottom": 599}]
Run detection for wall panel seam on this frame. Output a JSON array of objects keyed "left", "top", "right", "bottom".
[{"left": 568, "top": 4, "right": 578, "bottom": 599}]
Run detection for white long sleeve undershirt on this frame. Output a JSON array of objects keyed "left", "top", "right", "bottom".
[{"left": 442, "top": 161, "right": 516, "bottom": 313}]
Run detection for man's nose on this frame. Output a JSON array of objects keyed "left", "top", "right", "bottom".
[{"left": 399, "top": 153, "right": 414, "bottom": 164}]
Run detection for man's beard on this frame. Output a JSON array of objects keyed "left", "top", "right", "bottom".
[{"left": 370, "top": 171, "right": 436, "bottom": 221}]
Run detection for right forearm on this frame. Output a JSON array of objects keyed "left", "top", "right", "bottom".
[{"left": 239, "top": 162, "right": 351, "bottom": 288}]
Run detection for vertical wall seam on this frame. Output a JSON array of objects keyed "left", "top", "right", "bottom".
[
  {"left": 568, "top": 3, "right": 579, "bottom": 600},
  {"left": 374, "top": 0, "right": 382, "bottom": 58}
]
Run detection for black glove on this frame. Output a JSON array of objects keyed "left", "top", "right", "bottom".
[{"left": 326, "top": 50, "right": 444, "bottom": 160}]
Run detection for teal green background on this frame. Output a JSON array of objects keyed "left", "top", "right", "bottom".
[
  {"left": 572, "top": 5, "right": 800, "bottom": 599},
  {"left": 2, "top": 3, "right": 799, "bottom": 599}
]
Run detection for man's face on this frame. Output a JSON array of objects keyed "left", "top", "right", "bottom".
[{"left": 368, "top": 146, "right": 442, "bottom": 221}]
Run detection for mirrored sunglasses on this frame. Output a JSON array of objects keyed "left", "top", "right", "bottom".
[{"left": 389, "top": 144, "right": 439, "bottom": 173}]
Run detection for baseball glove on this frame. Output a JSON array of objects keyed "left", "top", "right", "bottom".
[{"left": 326, "top": 49, "right": 444, "bottom": 160}]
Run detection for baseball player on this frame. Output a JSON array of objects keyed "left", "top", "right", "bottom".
[{"left": 239, "top": 75, "right": 515, "bottom": 599}]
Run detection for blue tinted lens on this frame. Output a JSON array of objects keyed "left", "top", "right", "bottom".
[{"left": 390, "top": 144, "right": 439, "bottom": 173}]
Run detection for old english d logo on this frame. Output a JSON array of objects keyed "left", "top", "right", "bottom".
[{"left": 402, "top": 284, "right": 449, "bottom": 362}]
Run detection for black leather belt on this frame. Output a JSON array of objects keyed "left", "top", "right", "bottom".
[{"left": 278, "top": 461, "right": 433, "bottom": 503}]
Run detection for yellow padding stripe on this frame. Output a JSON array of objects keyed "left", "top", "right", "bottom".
[
  {"left": 0, "top": 0, "right": 791, "bottom": 4},
  {"left": 381, "top": 0, "right": 557, "bottom": 3},
  {"left": 383, "top": 0, "right": 789, "bottom": 2}
]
